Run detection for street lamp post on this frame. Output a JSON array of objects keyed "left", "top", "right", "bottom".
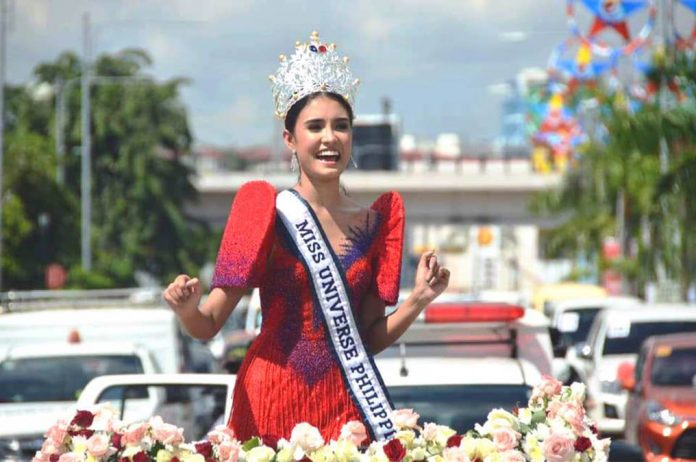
[{"left": 81, "top": 12, "right": 92, "bottom": 271}]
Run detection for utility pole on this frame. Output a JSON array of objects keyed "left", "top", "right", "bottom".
[
  {"left": 81, "top": 12, "right": 92, "bottom": 271},
  {"left": 0, "top": 0, "right": 7, "bottom": 290}
]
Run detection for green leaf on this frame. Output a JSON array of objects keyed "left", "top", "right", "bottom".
[{"left": 243, "top": 437, "right": 261, "bottom": 451}]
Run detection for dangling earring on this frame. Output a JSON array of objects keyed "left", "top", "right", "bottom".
[
  {"left": 350, "top": 156, "right": 358, "bottom": 169},
  {"left": 290, "top": 151, "right": 298, "bottom": 172}
]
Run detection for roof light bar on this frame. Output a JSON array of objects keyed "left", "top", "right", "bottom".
[{"left": 424, "top": 303, "right": 525, "bottom": 324}]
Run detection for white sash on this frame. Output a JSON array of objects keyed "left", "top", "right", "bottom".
[{"left": 276, "top": 190, "right": 396, "bottom": 441}]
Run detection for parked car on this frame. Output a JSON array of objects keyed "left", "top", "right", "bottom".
[
  {"left": 548, "top": 296, "right": 641, "bottom": 383},
  {"left": 569, "top": 304, "right": 696, "bottom": 436},
  {"left": 76, "top": 373, "right": 235, "bottom": 441},
  {"left": 375, "top": 301, "right": 553, "bottom": 432},
  {"left": 0, "top": 341, "right": 159, "bottom": 461},
  {"left": 620, "top": 332, "right": 696, "bottom": 461}
]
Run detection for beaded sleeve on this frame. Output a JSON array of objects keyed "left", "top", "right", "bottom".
[
  {"left": 370, "top": 192, "right": 405, "bottom": 306},
  {"left": 210, "top": 181, "right": 277, "bottom": 289}
]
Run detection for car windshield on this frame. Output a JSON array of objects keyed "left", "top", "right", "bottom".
[
  {"left": 603, "top": 321, "right": 696, "bottom": 355},
  {"left": 388, "top": 384, "right": 531, "bottom": 433},
  {"left": 0, "top": 355, "right": 144, "bottom": 403},
  {"left": 651, "top": 346, "right": 696, "bottom": 387},
  {"left": 555, "top": 307, "right": 601, "bottom": 348}
]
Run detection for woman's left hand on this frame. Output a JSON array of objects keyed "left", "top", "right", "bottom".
[{"left": 412, "top": 250, "right": 450, "bottom": 306}]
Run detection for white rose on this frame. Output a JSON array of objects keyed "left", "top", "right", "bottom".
[
  {"left": 395, "top": 430, "right": 416, "bottom": 448},
  {"left": 246, "top": 446, "right": 276, "bottom": 462},
  {"left": 517, "top": 408, "right": 532, "bottom": 426},
  {"left": 522, "top": 435, "right": 544, "bottom": 462},
  {"left": 291, "top": 422, "right": 325, "bottom": 452},
  {"left": 276, "top": 447, "right": 294, "bottom": 462},
  {"left": 569, "top": 382, "right": 586, "bottom": 403},
  {"left": 531, "top": 423, "right": 550, "bottom": 441},
  {"left": 479, "top": 409, "right": 518, "bottom": 435},
  {"left": 409, "top": 446, "right": 427, "bottom": 461},
  {"left": 310, "top": 446, "right": 337, "bottom": 462},
  {"left": 332, "top": 440, "right": 361, "bottom": 462},
  {"left": 434, "top": 425, "right": 457, "bottom": 447},
  {"left": 180, "top": 453, "right": 206, "bottom": 462}
]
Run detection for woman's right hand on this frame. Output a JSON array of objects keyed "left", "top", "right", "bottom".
[{"left": 163, "top": 274, "right": 203, "bottom": 316}]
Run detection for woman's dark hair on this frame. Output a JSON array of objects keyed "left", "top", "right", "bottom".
[{"left": 284, "top": 92, "right": 355, "bottom": 133}]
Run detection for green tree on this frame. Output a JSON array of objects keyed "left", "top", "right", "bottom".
[
  {"left": 3, "top": 49, "right": 212, "bottom": 289},
  {"left": 533, "top": 49, "right": 696, "bottom": 299}
]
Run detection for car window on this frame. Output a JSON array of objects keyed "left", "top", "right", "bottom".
[
  {"left": 0, "top": 355, "right": 144, "bottom": 403},
  {"left": 651, "top": 346, "right": 696, "bottom": 387},
  {"left": 603, "top": 321, "right": 696, "bottom": 355},
  {"left": 388, "top": 384, "right": 531, "bottom": 433},
  {"left": 555, "top": 307, "right": 602, "bottom": 348}
]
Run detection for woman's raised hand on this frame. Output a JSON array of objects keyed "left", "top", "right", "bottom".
[
  {"left": 163, "top": 274, "right": 203, "bottom": 315},
  {"left": 413, "top": 250, "right": 450, "bottom": 306}
]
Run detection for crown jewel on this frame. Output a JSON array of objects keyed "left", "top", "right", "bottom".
[{"left": 269, "top": 31, "right": 360, "bottom": 119}]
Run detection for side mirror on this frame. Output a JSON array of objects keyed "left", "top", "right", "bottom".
[
  {"left": 575, "top": 342, "right": 594, "bottom": 360},
  {"left": 617, "top": 361, "right": 636, "bottom": 392}
]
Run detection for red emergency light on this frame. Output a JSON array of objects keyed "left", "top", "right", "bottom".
[{"left": 424, "top": 302, "right": 525, "bottom": 324}]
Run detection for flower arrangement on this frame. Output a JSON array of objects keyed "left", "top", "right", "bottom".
[{"left": 32, "top": 376, "right": 610, "bottom": 462}]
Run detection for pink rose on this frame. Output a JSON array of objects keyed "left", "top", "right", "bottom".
[
  {"left": 218, "top": 440, "right": 241, "bottom": 462},
  {"left": 533, "top": 375, "right": 563, "bottom": 401},
  {"left": 86, "top": 433, "right": 110, "bottom": 457},
  {"left": 492, "top": 427, "right": 520, "bottom": 452},
  {"left": 151, "top": 421, "right": 184, "bottom": 445},
  {"left": 441, "top": 446, "right": 470, "bottom": 462},
  {"left": 543, "top": 434, "right": 575, "bottom": 462},
  {"left": 122, "top": 422, "right": 149, "bottom": 447},
  {"left": 45, "top": 421, "right": 69, "bottom": 446},
  {"left": 340, "top": 421, "right": 368, "bottom": 446},
  {"left": 499, "top": 450, "right": 526, "bottom": 462},
  {"left": 391, "top": 409, "right": 419, "bottom": 429},
  {"left": 547, "top": 401, "right": 585, "bottom": 435},
  {"left": 57, "top": 454, "right": 78, "bottom": 462},
  {"left": 207, "top": 425, "right": 236, "bottom": 444}
]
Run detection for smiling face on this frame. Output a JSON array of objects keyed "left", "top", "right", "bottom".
[{"left": 283, "top": 94, "right": 353, "bottom": 182}]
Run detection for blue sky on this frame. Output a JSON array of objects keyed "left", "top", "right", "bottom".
[{"left": 9, "top": 0, "right": 614, "bottom": 148}]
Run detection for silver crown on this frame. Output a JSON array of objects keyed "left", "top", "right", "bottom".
[{"left": 269, "top": 31, "right": 360, "bottom": 119}]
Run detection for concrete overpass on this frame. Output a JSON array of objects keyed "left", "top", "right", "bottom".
[{"left": 188, "top": 166, "right": 563, "bottom": 228}]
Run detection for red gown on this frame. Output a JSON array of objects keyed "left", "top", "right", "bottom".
[{"left": 210, "top": 181, "right": 404, "bottom": 444}]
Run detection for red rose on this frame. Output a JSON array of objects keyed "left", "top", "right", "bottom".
[
  {"left": 195, "top": 441, "right": 213, "bottom": 458},
  {"left": 590, "top": 425, "right": 599, "bottom": 435},
  {"left": 446, "top": 435, "right": 463, "bottom": 448},
  {"left": 111, "top": 433, "right": 123, "bottom": 450},
  {"left": 68, "top": 429, "right": 94, "bottom": 438},
  {"left": 383, "top": 439, "right": 406, "bottom": 462},
  {"left": 49, "top": 455, "right": 59, "bottom": 462},
  {"left": 70, "top": 410, "right": 95, "bottom": 428},
  {"left": 171, "top": 458, "right": 181, "bottom": 462},
  {"left": 133, "top": 451, "right": 149, "bottom": 462},
  {"left": 574, "top": 436, "right": 592, "bottom": 452}
]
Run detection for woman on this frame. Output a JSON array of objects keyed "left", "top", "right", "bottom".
[{"left": 163, "top": 32, "right": 450, "bottom": 444}]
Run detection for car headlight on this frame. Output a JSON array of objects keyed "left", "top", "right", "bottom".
[
  {"left": 645, "top": 400, "right": 681, "bottom": 426},
  {"left": 600, "top": 379, "right": 622, "bottom": 394}
]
